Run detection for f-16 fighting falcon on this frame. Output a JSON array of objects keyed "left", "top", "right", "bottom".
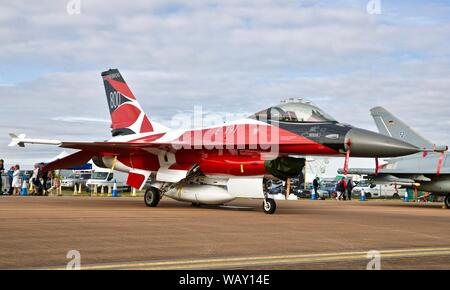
[
  {"left": 340, "top": 107, "right": 449, "bottom": 209},
  {"left": 9, "top": 69, "right": 421, "bottom": 214}
]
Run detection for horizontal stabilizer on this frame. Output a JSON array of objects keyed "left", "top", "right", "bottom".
[{"left": 42, "top": 150, "right": 94, "bottom": 172}]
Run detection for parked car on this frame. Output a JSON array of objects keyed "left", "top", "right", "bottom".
[
  {"left": 61, "top": 173, "right": 92, "bottom": 189},
  {"left": 352, "top": 179, "right": 405, "bottom": 199},
  {"left": 294, "top": 183, "right": 330, "bottom": 199},
  {"left": 86, "top": 171, "right": 131, "bottom": 192},
  {"left": 319, "top": 179, "right": 338, "bottom": 197},
  {"left": 19, "top": 170, "right": 33, "bottom": 180}
]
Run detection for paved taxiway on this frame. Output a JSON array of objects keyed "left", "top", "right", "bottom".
[{"left": 0, "top": 196, "right": 449, "bottom": 269}]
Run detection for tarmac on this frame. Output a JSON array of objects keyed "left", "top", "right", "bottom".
[{"left": 0, "top": 196, "right": 449, "bottom": 270}]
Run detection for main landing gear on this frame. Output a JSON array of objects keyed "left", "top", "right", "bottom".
[
  {"left": 444, "top": 195, "right": 450, "bottom": 209},
  {"left": 144, "top": 187, "right": 161, "bottom": 207},
  {"left": 262, "top": 198, "right": 276, "bottom": 214}
]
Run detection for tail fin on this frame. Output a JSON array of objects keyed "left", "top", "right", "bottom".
[
  {"left": 370, "top": 106, "right": 433, "bottom": 149},
  {"left": 101, "top": 69, "right": 153, "bottom": 136}
]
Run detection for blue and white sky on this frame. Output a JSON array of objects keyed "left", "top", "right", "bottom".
[{"left": 1, "top": 0, "right": 450, "bottom": 169}]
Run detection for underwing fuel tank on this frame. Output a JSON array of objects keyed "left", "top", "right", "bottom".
[
  {"left": 165, "top": 184, "right": 235, "bottom": 205},
  {"left": 92, "top": 156, "right": 131, "bottom": 172}
]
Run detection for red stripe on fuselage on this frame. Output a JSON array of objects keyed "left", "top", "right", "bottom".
[{"left": 165, "top": 123, "right": 340, "bottom": 155}]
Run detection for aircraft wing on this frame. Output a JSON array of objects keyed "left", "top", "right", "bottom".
[
  {"left": 337, "top": 167, "right": 429, "bottom": 187},
  {"left": 42, "top": 150, "right": 94, "bottom": 172},
  {"left": 8, "top": 133, "right": 175, "bottom": 153},
  {"left": 9, "top": 134, "right": 201, "bottom": 189},
  {"left": 337, "top": 168, "right": 376, "bottom": 175}
]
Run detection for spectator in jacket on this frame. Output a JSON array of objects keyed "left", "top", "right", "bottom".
[
  {"left": 7, "top": 166, "right": 14, "bottom": 195},
  {"left": 346, "top": 178, "right": 354, "bottom": 200},
  {"left": 0, "top": 159, "right": 4, "bottom": 194},
  {"left": 40, "top": 163, "right": 49, "bottom": 195},
  {"left": 336, "top": 178, "right": 346, "bottom": 200},
  {"left": 313, "top": 177, "right": 320, "bottom": 198},
  {"left": 31, "top": 163, "right": 42, "bottom": 195}
]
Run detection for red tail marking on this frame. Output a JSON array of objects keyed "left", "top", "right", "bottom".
[
  {"left": 108, "top": 79, "right": 136, "bottom": 100},
  {"left": 140, "top": 116, "right": 154, "bottom": 133},
  {"left": 111, "top": 104, "right": 141, "bottom": 129}
]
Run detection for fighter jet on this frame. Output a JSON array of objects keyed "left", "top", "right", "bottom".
[
  {"left": 339, "top": 107, "right": 449, "bottom": 209},
  {"left": 9, "top": 69, "right": 420, "bottom": 214}
]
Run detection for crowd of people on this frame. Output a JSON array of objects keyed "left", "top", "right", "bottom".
[
  {"left": 0, "top": 159, "right": 62, "bottom": 196},
  {"left": 312, "top": 176, "right": 354, "bottom": 200},
  {"left": 335, "top": 177, "right": 354, "bottom": 200}
]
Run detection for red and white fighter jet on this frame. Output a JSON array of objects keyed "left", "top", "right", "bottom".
[{"left": 9, "top": 69, "right": 420, "bottom": 214}]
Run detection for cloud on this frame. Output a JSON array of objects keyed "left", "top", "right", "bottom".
[{"left": 0, "top": 0, "right": 450, "bottom": 169}]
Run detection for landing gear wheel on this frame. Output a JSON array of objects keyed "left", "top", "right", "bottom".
[
  {"left": 144, "top": 187, "right": 161, "bottom": 207},
  {"left": 262, "top": 198, "right": 276, "bottom": 214},
  {"left": 192, "top": 202, "right": 201, "bottom": 207},
  {"left": 444, "top": 195, "right": 450, "bottom": 209}
]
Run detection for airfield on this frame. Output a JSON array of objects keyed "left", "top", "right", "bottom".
[{"left": 0, "top": 196, "right": 449, "bottom": 270}]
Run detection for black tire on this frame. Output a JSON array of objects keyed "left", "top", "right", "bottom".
[
  {"left": 262, "top": 198, "right": 276, "bottom": 214},
  {"left": 444, "top": 195, "right": 450, "bottom": 209},
  {"left": 366, "top": 192, "right": 372, "bottom": 199},
  {"left": 393, "top": 193, "right": 400, "bottom": 199},
  {"left": 192, "top": 202, "right": 201, "bottom": 207},
  {"left": 144, "top": 187, "right": 161, "bottom": 207}
]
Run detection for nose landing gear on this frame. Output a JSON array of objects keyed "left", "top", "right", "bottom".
[{"left": 262, "top": 198, "right": 276, "bottom": 214}]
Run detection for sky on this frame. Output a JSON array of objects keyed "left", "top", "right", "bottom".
[{"left": 0, "top": 0, "right": 450, "bottom": 174}]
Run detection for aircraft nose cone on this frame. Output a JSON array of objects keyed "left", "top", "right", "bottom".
[{"left": 345, "top": 128, "right": 420, "bottom": 157}]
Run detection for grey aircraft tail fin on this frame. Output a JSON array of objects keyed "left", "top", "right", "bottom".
[{"left": 370, "top": 106, "right": 434, "bottom": 150}]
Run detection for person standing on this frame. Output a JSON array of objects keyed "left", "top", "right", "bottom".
[
  {"left": 31, "top": 163, "right": 42, "bottom": 195},
  {"left": 40, "top": 163, "right": 49, "bottom": 195},
  {"left": 313, "top": 177, "right": 320, "bottom": 199},
  {"left": 7, "top": 166, "right": 14, "bottom": 195},
  {"left": 12, "top": 165, "right": 21, "bottom": 196},
  {"left": 341, "top": 178, "right": 347, "bottom": 200},
  {"left": 0, "top": 159, "right": 4, "bottom": 194},
  {"left": 337, "top": 177, "right": 346, "bottom": 200},
  {"left": 48, "top": 171, "right": 62, "bottom": 196},
  {"left": 346, "top": 178, "right": 354, "bottom": 201}
]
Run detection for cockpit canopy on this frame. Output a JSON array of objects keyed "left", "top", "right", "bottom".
[{"left": 250, "top": 101, "right": 337, "bottom": 123}]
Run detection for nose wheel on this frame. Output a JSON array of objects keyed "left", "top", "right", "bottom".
[
  {"left": 262, "top": 198, "right": 276, "bottom": 214},
  {"left": 144, "top": 187, "right": 161, "bottom": 207}
]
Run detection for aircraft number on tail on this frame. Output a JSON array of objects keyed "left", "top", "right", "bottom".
[{"left": 109, "top": 91, "right": 121, "bottom": 110}]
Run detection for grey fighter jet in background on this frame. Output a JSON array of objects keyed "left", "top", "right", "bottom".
[{"left": 340, "top": 107, "right": 449, "bottom": 209}]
